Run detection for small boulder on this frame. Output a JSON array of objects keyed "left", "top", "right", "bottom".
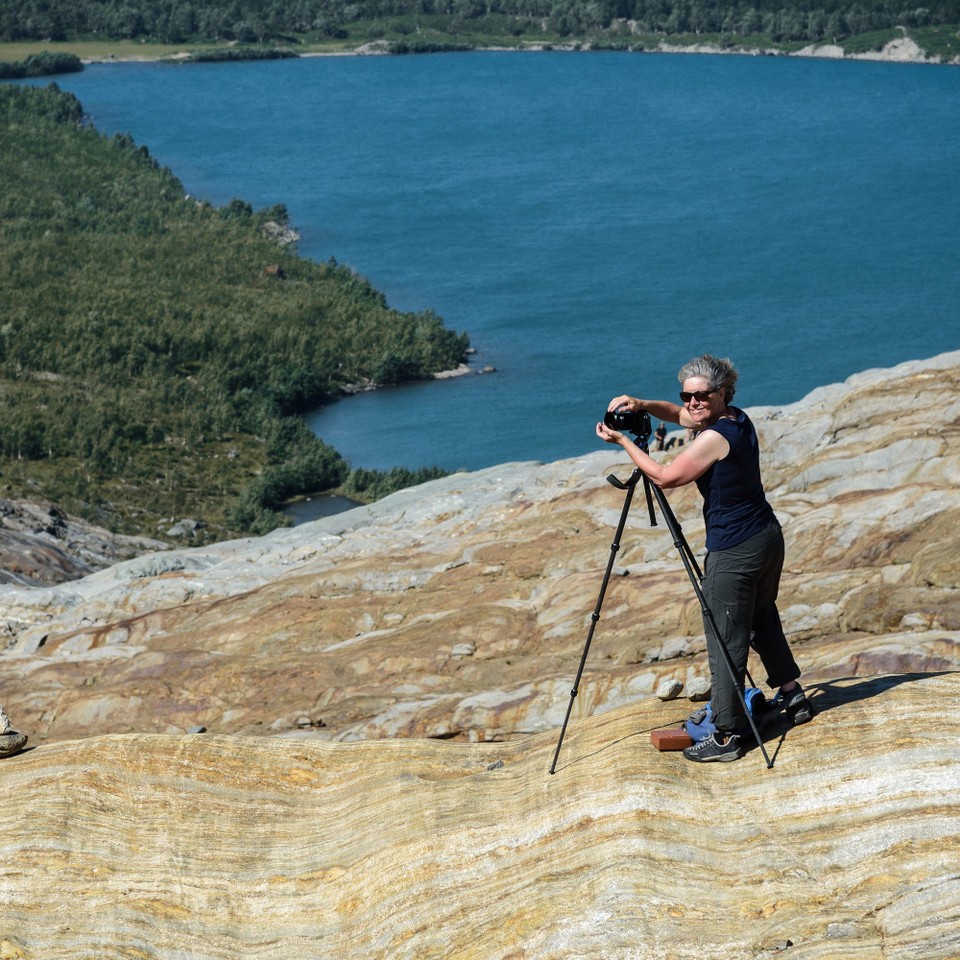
[
  {"left": 686, "top": 677, "right": 711, "bottom": 702},
  {"left": 0, "top": 732, "right": 27, "bottom": 758},
  {"left": 656, "top": 679, "right": 684, "bottom": 701},
  {"left": 165, "top": 518, "right": 207, "bottom": 538}
]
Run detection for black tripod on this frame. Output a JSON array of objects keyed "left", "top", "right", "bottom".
[{"left": 548, "top": 439, "right": 774, "bottom": 773}]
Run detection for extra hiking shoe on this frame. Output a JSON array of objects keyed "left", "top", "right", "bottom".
[
  {"left": 683, "top": 731, "right": 743, "bottom": 763},
  {"left": 781, "top": 685, "right": 815, "bottom": 725}
]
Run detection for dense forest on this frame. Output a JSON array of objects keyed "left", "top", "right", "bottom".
[
  {"left": 1, "top": 0, "right": 959, "bottom": 50},
  {"left": 0, "top": 84, "right": 467, "bottom": 539}
]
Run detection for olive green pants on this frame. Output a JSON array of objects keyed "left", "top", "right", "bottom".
[{"left": 701, "top": 521, "right": 801, "bottom": 732}]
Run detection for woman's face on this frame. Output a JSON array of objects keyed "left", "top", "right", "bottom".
[{"left": 681, "top": 376, "right": 727, "bottom": 427}]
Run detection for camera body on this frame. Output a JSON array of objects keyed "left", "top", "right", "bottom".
[{"left": 603, "top": 407, "right": 652, "bottom": 441}]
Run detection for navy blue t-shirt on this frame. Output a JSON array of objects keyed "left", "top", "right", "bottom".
[{"left": 694, "top": 408, "right": 776, "bottom": 551}]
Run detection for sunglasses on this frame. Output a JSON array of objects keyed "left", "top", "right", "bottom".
[{"left": 679, "top": 389, "right": 718, "bottom": 403}]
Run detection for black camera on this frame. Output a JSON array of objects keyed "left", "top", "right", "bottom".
[{"left": 603, "top": 407, "right": 652, "bottom": 440}]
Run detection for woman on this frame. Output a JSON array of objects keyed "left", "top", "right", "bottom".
[{"left": 596, "top": 354, "right": 813, "bottom": 762}]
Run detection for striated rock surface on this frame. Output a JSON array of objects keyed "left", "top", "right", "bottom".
[
  {"left": 0, "top": 351, "right": 958, "bottom": 746},
  {"left": 0, "top": 352, "right": 958, "bottom": 957},
  {"left": 0, "top": 672, "right": 958, "bottom": 959}
]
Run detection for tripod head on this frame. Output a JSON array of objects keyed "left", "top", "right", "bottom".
[
  {"left": 604, "top": 408, "right": 656, "bottom": 525},
  {"left": 608, "top": 466, "right": 657, "bottom": 525},
  {"left": 603, "top": 408, "right": 654, "bottom": 489}
]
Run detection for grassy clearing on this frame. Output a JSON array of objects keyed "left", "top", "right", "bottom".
[
  {"left": 908, "top": 24, "right": 960, "bottom": 59},
  {"left": 0, "top": 40, "right": 209, "bottom": 62}
]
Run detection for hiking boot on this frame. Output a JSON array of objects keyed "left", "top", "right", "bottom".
[
  {"left": 683, "top": 731, "right": 742, "bottom": 763},
  {"left": 781, "top": 685, "right": 814, "bottom": 725}
]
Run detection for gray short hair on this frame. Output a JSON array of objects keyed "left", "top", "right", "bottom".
[{"left": 677, "top": 354, "right": 738, "bottom": 403}]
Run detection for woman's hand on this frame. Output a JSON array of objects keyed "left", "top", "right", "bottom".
[
  {"left": 596, "top": 421, "right": 624, "bottom": 445},
  {"left": 607, "top": 395, "right": 641, "bottom": 414}
]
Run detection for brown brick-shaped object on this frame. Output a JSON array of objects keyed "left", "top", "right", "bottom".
[{"left": 651, "top": 729, "right": 694, "bottom": 751}]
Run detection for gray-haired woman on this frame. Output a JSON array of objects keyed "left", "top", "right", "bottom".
[{"left": 597, "top": 354, "right": 813, "bottom": 762}]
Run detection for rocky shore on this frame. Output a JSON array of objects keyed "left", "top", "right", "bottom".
[{"left": 648, "top": 32, "right": 959, "bottom": 64}]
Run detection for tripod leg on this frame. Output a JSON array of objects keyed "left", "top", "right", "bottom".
[
  {"left": 644, "top": 477, "right": 774, "bottom": 769},
  {"left": 549, "top": 473, "right": 639, "bottom": 774}
]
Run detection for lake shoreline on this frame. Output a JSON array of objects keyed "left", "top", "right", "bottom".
[{"left": 70, "top": 35, "right": 958, "bottom": 67}]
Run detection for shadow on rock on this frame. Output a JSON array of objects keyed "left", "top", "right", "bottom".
[
  {"left": 749, "top": 671, "right": 957, "bottom": 767},
  {"left": 806, "top": 671, "right": 957, "bottom": 715}
]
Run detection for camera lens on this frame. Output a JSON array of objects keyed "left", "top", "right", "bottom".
[{"left": 602, "top": 408, "right": 652, "bottom": 440}]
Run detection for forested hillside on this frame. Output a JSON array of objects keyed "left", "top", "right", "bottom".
[
  {"left": 0, "top": 84, "right": 466, "bottom": 540},
  {"left": 1, "top": 0, "right": 959, "bottom": 51}
]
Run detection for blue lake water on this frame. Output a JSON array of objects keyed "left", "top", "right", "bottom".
[{"left": 25, "top": 51, "right": 960, "bottom": 473}]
